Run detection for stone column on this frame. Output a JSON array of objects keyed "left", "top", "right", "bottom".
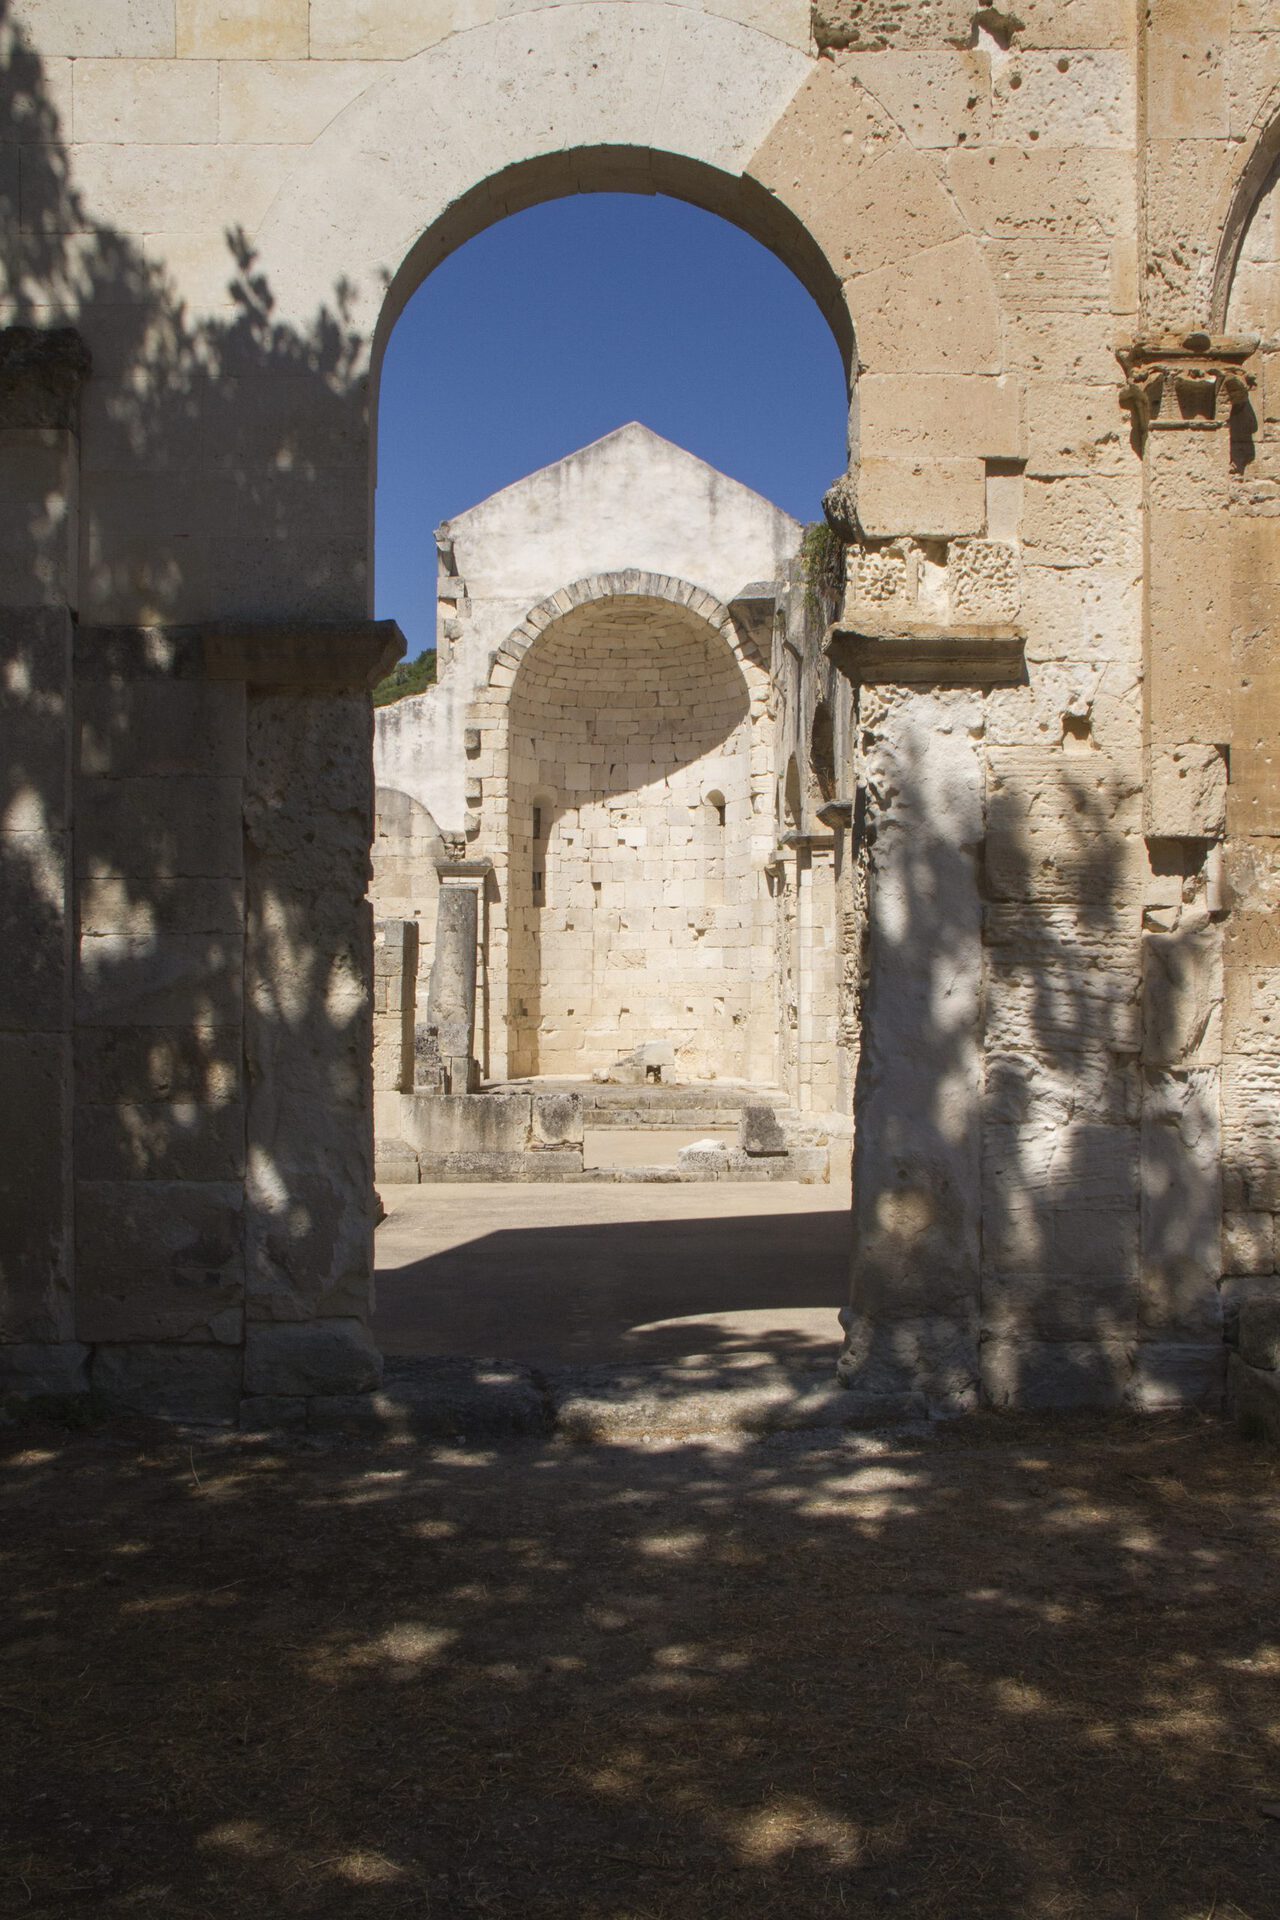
[
  {"left": 0, "top": 328, "right": 89, "bottom": 1401},
  {"left": 425, "top": 859, "right": 491, "bottom": 1093},
  {"left": 1118, "top": 334, "right": 1253, "bottom": 1407}
]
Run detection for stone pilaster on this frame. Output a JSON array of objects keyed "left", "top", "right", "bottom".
[
  {"left": 1117, "top": 331, "right": 1254, "bottom": 1408},
  {"left": 65, "top": 619, "right": 400, "bottom": 1424},
  {"left": 425, "top": 860, "right": 492, "bottom": 1094}
]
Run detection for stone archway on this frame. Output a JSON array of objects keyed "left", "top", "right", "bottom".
[{"left": 4, "top": 0, "right": 1031, "bottom": 1426}]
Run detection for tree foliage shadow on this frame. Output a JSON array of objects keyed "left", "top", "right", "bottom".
[
  {"left": 0, "top": 1412, "right": 1276, "bottom": 1918},
  {"left": 1, "top": 2, "right": 388, "bottom": 1380}
]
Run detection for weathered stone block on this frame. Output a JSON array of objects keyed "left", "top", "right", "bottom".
[
  {"left": 176, "top": 0, "right": 309, "bottom": 58},
  {"left": 244, "top": 1319, "right": 381, "bottom": 1398},
  {"left": 739, "top": 1103, "right": 787, "bottom": 1155},
  {"left": 1127, "top": 1342, "right": 1225, "bottom": 1411},
  {"left": 374, "top": 1137, "right": 419, "bottom": 1185},
  {"left": 1142, "top": 924, "right": 1222, "bottom": 1068},
  {"left": 1145, "top": 744, "right": 1228, "bottom": 840},
  {"left": 0, "top": 1033, "right": 70, "bottom": 1343},
  {"left": 1229, "top": 1351, "right": 1280, "bottom": 1442},
  {"left": 838, "top": 1314, "right": 978, "bottom": 1411},
  {"left": 1223, "top": 1210, "right": 1274, "bottom": 1276},
  {"left": 1140, "top": 1068, "right": 1222, "bottom": 1337},
  {"left": 77, "top": 679, "right": 246, "bottom": 779},
  {"left": 74, "top": 1024, "right": 240, "bottom": 1106},
  {"left": 77, "top": 931, "right": 243, "bottom": 1027},
  {"left": 981, "top": 1337, "right": 1132, "bottom": 1410},
  {"left": 985, "top": 749, "right": 1143, "bottom": 906},
  {"left": 0, "top": 829, "right": 68, "bottom": 1030},
  {"left": 75, "top": 1180, "right": 243, "bottom": 1345},
  {"left": 400, "top": 1092, "right": 531, "bottom": 1157},
  {"left": 677, "top": 1139, "right": 730, "bottom": 1176},
  {"left": 981, "top": 1268, "right": 1138, "bottom": 1344},
  {"left": 76, "top": 1099, "right": 245, "bottom": 1184},
  {"left": 0, "top": 1341, "right": 89, "bottom": 1400},
  {"left": 9, "top": 0, "right": 175, "bottom": 57},
  {"left": 92, "top": 1344, "right": 243, "bottom": 1426},
  {"left": 0, "top": 607, "right": 70, "bottom": 834},
  {"left": 858, "top": 457, "right": 986, "bottom": 538},
  {"left": 418, "top": 1149, "right": 583, "bottom": 1182},
  {"left": 1148, "top": 511, "right": 1232, "bottom": 745},
  {"left": 78, "top": 875, "right": 245, "bottom": 937},
  {"left": 1239, "top": 1299, "right": 1280, "bottom": 1372},
  {"left": 531, "top": 1092, "right": 583, "bottom": 1147},
  {"left": 75, "top": 775, "right": 244, "bottom": 880}
]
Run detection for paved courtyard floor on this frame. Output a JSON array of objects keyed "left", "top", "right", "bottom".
[
  {"left": 2, "top": 1411, "right": 1277, "bottom": 1918},
  {"left": 374, "top": 1178, "right": 852, "bottom": 1367}
]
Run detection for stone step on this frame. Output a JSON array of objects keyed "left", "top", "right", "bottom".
[{"left": 303, "top": 1354, "right": 926, "bottom": 1442}]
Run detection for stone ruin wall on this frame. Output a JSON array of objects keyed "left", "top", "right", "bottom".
[
  {"left": 2, "top": 0, "right": 1280, "bottom": 1424},
  {"left": 500, "top": 596, "right": 763, "bottom": 1083}
]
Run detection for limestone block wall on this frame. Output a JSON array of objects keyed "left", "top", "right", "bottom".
[
  {"left": 371, "top": 785, "right": 443, "bottom": 1037},
  {"left": 501, "top": 594, "right": 758, "bottom": 1080},
  {"left": 374, "top": 425, "right": 804, "bottom": 841},
  {"left": 7, "top": 0, "right": 1280, "bottom": 1417}
]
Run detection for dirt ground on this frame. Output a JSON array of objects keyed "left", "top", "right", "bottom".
[
  {"left": 1, "top": 1410, "right": 1278, "bottom": 1920},
  {"left": 373, "top": 1180, "right": 852, "bottom": 1365}
]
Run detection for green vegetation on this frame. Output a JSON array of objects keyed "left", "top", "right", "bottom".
[
  {"left": 800, "top": 519, "right": 845, "bottom": 621},
  {"left": 373, "top": 650, "right": 438, "bottom": 707}
]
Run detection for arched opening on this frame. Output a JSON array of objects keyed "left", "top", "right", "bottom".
[
  {"left": 503, "top": 591, "right": 752, "bottom": 1081},
  {"left": 365, "top": 163, "right": 856, "bottom": 1379}
]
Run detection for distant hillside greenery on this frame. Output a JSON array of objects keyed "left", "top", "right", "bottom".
[{"left": 373, "top": 650, "right": 438, "bottom": 707}]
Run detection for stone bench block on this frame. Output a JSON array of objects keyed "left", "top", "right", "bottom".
[
  {"left": 399, "top": 1091, "right": 532, "bottom": 1157},
  {"left": 375, "top": 1137, "right": 420, "bottom": 1185},
  {"left": 531, "top": 1091, "right": 583, "bottom": 1147},
  {"left": 418, "top": 1149, "right": 583, "bottom": 1182}
]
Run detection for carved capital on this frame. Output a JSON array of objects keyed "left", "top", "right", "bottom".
[
  {"left": 825, "top": 619, "right": 1025, "bottom": 690},
  {"left": 1116, "top": 332, "right": 1258, "bottom": 447}
]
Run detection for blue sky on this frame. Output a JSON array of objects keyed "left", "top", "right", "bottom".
[{"left": 373, "top": 193, "right": 848, "bottom": 659}]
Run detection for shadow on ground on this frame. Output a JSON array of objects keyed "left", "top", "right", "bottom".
[
  {"left": 1, "top": 1413, "right": 1277, "bottom": 1919},
  {"left": 373, "top": 1204, "right": 850, "bottom": 1366}
]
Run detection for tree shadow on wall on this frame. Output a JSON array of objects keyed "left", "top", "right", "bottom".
[
  {"left": 843, "top": 674, "right": 1226, "bottom": 1414},
  {"left": 0, "top": 4, "right": 391, "bottom": 1398}
]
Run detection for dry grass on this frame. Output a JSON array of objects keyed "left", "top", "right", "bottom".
[{"left": 0, "top": 1410, "right": 1277, "bottom": 1918}]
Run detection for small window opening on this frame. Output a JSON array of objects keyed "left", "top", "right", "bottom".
[
  {"left": 532, "top": 805, "right": 542, "bottom": 841},
  {"left": 706, "top": 788, "right": 726, "bottom": 830},
  {"left": 646, "top": 1064, "right": 662, "bottom": 1084},
  {"left": 532, "top": 870, "right": 544, "bottom": 905}
]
